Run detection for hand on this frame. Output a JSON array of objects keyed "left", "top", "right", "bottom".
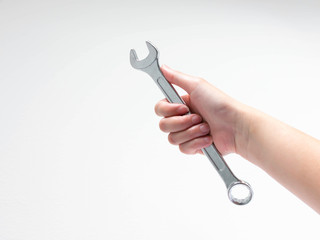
[
  {"left": 154, "top": 65, "right": 247, "bottom": 156},
  {"left": 155, "top": 65, "right": 320, "bottom": 213}
]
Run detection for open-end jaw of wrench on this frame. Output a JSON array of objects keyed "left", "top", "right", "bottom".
[{"left": 130, "top": 41, "right": 253, "bottom": 205}]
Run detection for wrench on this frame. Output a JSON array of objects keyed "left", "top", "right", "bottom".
[{"left": 130, "top": 41, "right": 253, "bottom": 205}]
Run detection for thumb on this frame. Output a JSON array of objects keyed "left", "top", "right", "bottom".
[{"left": 160, "top": 65, "right": 200, "bottom": 94}]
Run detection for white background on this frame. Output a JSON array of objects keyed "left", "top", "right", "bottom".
[{"left": 0, "top": 0, "right": 319, "bottom": 239}]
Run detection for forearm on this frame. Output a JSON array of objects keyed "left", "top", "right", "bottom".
[{"left": 236, "top": 105, "right": 320, "bottom": 213}]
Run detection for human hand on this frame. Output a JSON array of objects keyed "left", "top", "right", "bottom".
[
  {"left": 155, "top": 66, "right": 320, "bottom": 213},
  {"left": 155, "top": 65, "right": 248, "bottom": 156}
]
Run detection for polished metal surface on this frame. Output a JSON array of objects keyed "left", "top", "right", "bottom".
[{"left": 130, "top": 41, "right": 253, "bottom": 205}]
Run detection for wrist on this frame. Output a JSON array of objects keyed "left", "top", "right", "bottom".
[{"left": 233, "top": 102, "right": 256, "bottom": 160}]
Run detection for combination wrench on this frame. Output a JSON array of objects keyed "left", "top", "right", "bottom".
[{"left": 130, "top": 41, "right": 253, "bottom": 205}]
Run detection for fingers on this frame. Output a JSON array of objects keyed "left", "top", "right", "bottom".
[
  {"left": 154, "top": 100, "right": 188, "bottom": 117},
  {"left": 168, "top": 123, "right": 210, "bottom": 145},
  {"left": 159, "top": 114, "right": 202, "bottom": 133},
  {"left": 168, "top": 123, "right": 212, "bottom": 155},
  {"left": 154, "top": 95, "right": 190, "bottom": 117},
  {"left": 179, "top": 136, "right": 213, "bottom": 155},
  {"left": 154, "top": 95, "right": 211, "bottom": 155},
  {"left": 160, "top": 65, "right": 203, "bottom": 94}
]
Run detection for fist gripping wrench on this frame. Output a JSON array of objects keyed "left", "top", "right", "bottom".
[{"left": 130, "top": 41, "right": 253, "bottom": 205}]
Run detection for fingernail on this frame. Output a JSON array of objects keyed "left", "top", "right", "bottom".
[
  {"left": 204, "top": 136, "right": 212, "bottom": 143},
  {"left": 178, "top": 105, "right": 189, "bottom": 114},
  {"left": 192, "top": 115, "right": 201, "bottom": 124},
  {"left": 200, "top": 124, "right": 210, "bottom": 133}
]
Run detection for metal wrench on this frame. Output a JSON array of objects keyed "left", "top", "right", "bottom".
[{"left": 130, "top": 41, "right": 253, "bottom": 205}]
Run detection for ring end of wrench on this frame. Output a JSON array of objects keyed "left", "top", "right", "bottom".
[{"left": 227, "top": 181, "right": 253, "bottom": 205}]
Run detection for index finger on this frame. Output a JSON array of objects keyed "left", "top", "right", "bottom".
[{"left": 154, "top": 98, "right": 189, "bottom": 117}]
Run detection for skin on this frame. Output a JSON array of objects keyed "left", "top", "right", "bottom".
[{"left": 155, "top": 65, "right": 320, "bottom": 214}]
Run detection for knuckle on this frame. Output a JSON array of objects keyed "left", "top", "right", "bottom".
[
  {"left": 179, "top": 144, "right": 194, "bottom": 155},
  {"left": 178, "top": 145, "right": 187, "bottom": 154},
  {"left": 159, "top": 119, "right": 168, "bottom": 132},
  {"left": 154, "top": 101, "right": 165, "bottom": 116},
  {"left": 197, "top": 77, "right": 206, "bottom": 85},
  {"left": 154, "top": 103, "right": 160, "bottom": 115},
  {"left": 190, "top": 138, "right": 205, "bottom": 151},
  {"left": 168, "top": 133, "right": 177, "bottom": 145},
  {"left": 192, "top": 77, "right": 202, "bottom": 86}
]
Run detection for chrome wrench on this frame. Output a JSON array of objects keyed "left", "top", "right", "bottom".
[{"left": 130, "top": 41, "right": 253, "bottom": 205}]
